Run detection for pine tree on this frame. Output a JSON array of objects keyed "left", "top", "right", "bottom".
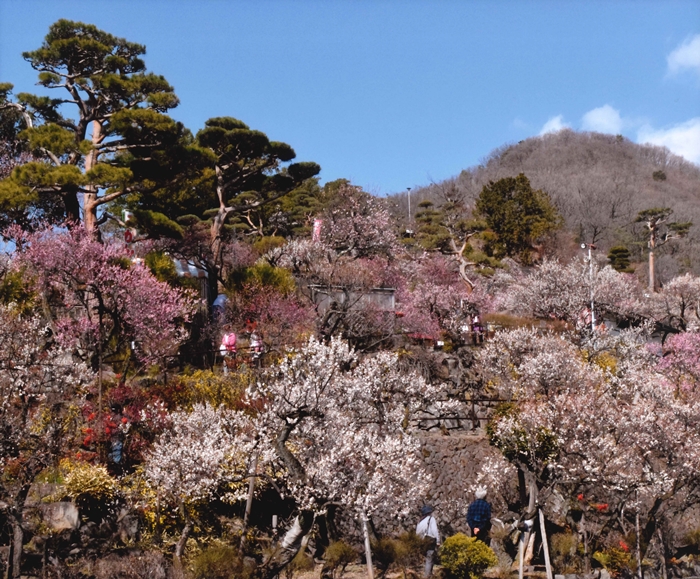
[
  {"left": 475, "top": 173, "right": 561, "bottom": 264},
  {"left": 0, "top": 20, "right": 193, "bottom": 238}
]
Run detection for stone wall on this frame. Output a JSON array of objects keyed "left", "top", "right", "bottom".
[{"left": 418, "top": 430, "right": 506, "bottom": 536}]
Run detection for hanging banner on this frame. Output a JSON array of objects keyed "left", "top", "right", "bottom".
[{"left": 312, "top": 218, "right": 323, "bottom": 242}]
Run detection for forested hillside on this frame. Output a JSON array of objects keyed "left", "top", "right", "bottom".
[{"left": 396, "top": 130, "right": 700, "bottom": 283}]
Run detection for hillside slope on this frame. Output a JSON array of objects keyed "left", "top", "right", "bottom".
[{"left": 397, "top": 130, "right": 700, "bottom": 280}]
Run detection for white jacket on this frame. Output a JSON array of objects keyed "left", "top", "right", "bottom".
[{"left": 416, "top": 515, "right": 440, "bottom": 544}]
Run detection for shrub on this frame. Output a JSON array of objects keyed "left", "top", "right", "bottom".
[
  {"left": 253, "top": 235, "right": 287, "bottom": 256},
  {"left": 551, "top": 532, "right": 581, "bottom": 573},
  {"left": 191, "top": 544, "right": 255, "bottom": 579},
  {"left": 593, "top": 546, "right": 634, "bottom": 577},
  {"left": 285, "top": 548, "right": 315, "bottom": 579},
  {"left": 59, "top": 459, "right": 118, "bottom": 503},
  {"left": 173, "top": 369, "right": 253, "bottom": 411},
  {"left": 440, "top": 533, "right": 498, "bottom": 579},
  {"left": 371, "top": 537, "right": 398, "bottom": 574},
  {"left": 394, "top": 531, "right": 427, "bottom": 573},
  {"left": 92, "top": 551, "right": 171, "bottom": 579},
  {"left": 227, "top": 262, "right": 296, "bottom": 295},
  {"left": 685, "top": 528, "right": 700, "bottom": 550},
  {"left": 324, "top": 540, "right": 358, "bottom": 577},
  {"left": 0, "top": 268, "right": 35, "bottom": 312}
]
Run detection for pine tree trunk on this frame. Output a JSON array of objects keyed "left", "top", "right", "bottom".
[{"left": 83, "top": 120, "right": 102, "bottom": 240}]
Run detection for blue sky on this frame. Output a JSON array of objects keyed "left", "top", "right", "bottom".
[{"left": 1, "top": 1, "right": 699, "bottom": 195}]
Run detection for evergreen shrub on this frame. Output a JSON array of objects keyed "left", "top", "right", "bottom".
[{"left": 439, "top": 533, "right": 497, "bottom": 579}]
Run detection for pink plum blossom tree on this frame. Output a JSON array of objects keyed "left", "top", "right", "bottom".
[
  {"left": 11, "top": 225, "right": 197, "bottom": 369},
  {"left": 264, "top": 238, "right": 404, "bottom": 349},
  {"left": 397, "top": 254, "right": 492, "bottom": 341},
  {"left": 320, "top": 183, "right": 399, "bottom": 259}
]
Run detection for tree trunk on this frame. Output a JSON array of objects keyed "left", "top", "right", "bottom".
[
  {"left": 209, "top": 166, "right": 230, "bottom": 270},
  {"left": 259, "top": 511, "right": 315, "bottom": 579},
  {"left": 581, "top": 512, "right": 590, "bottom": 575},
  {"left": 63, "top": 190, "right": 82, "bottom": 225},
  {"left": 83, "top": 121, "right": 102, "bottom": 240},
  {"left": 657, "top": 528, "right": 668, "bottom": 579},
  {"left": 517, "top": 468, "right": 527, "bottom": 507},
  {"left": 173, "top": 516, "right": 193, "bottom": 579},
  {"left": 648, "top": 249, "right": 655, "bottom": 292},
  {"left": 174, "top": 519, "right": 192, "bottom": 561},
  {"left": 519, "top": 473, "right": 538, "bottom": 579}
]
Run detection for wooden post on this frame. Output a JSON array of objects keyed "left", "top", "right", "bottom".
[
  {"left": 582, "top": 512, "right": 590, "bottom": 574},
  {"left": 518, "top": 530, "right": 525, "bottom": 579},
  {"left": 362, "top": 512, "right": 374, "bottom": 579},
  {"left": 636, "top": 510, "right": 643, "bottom": 579},
  {"left": 240, "top": 454, "right": 258, "bottom": 550},
  {"left": 539, "top": 508, "right": 553, "bottom": 579}
]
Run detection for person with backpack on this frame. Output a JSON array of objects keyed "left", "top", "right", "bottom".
[
  {"left": 467, "top": 487, "right": 492, "bottom": 545},
  {"left": 416, "top": 505, "right": 441, "bottom": 578}
]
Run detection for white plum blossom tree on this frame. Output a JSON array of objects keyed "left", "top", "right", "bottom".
[
  {"left": 494, "top": 258, "right": 645, "bottom": 329},
  {"left": 0, "top": 305, "right": 91, "bottom": 579},
  {"left": 651, "top": 272, "right": 700, "bottom": 333},
  {"left": 144, "top": 403, "right": 250, "bottom": 566},
  {"left": 477, "top": 326, "right": 700, "bottom": 568},
  {"left": 245, "top": 337, "right": 454, "bottom": 578},
  {"left": 142, "top": 337, "right": 452, "bottom": 578}
]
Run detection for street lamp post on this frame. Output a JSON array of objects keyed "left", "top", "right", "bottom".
[{"left": 407, "top": 187, "right": 412, "bottom": 223}]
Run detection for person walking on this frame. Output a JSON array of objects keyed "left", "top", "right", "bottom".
[
  {"left": 416, "top": 505, "right": 441, "bottom": 578},
  {"left": 467, "top": 487, "right": 492, "bottom": 545}
]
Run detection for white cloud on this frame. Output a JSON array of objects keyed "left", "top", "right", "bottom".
[
  {"left": 667, "top": 34, "right": 700, "bottom": 76},
  {"left": 539, "top": 115, "right": 569, "bottom": 135},
  {"left": 581, "top": 104, "right": 623, "bottom": 134},
  {"left": 637, "top": 118, "right": 700, "bottom": 165},
  {"left": 511, "top": 118, "right": 530, "bottom": 131}
]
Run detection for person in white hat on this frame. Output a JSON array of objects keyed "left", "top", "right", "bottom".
[{"left": 467, "top": 487, "right": 492, "bottom": 545}]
